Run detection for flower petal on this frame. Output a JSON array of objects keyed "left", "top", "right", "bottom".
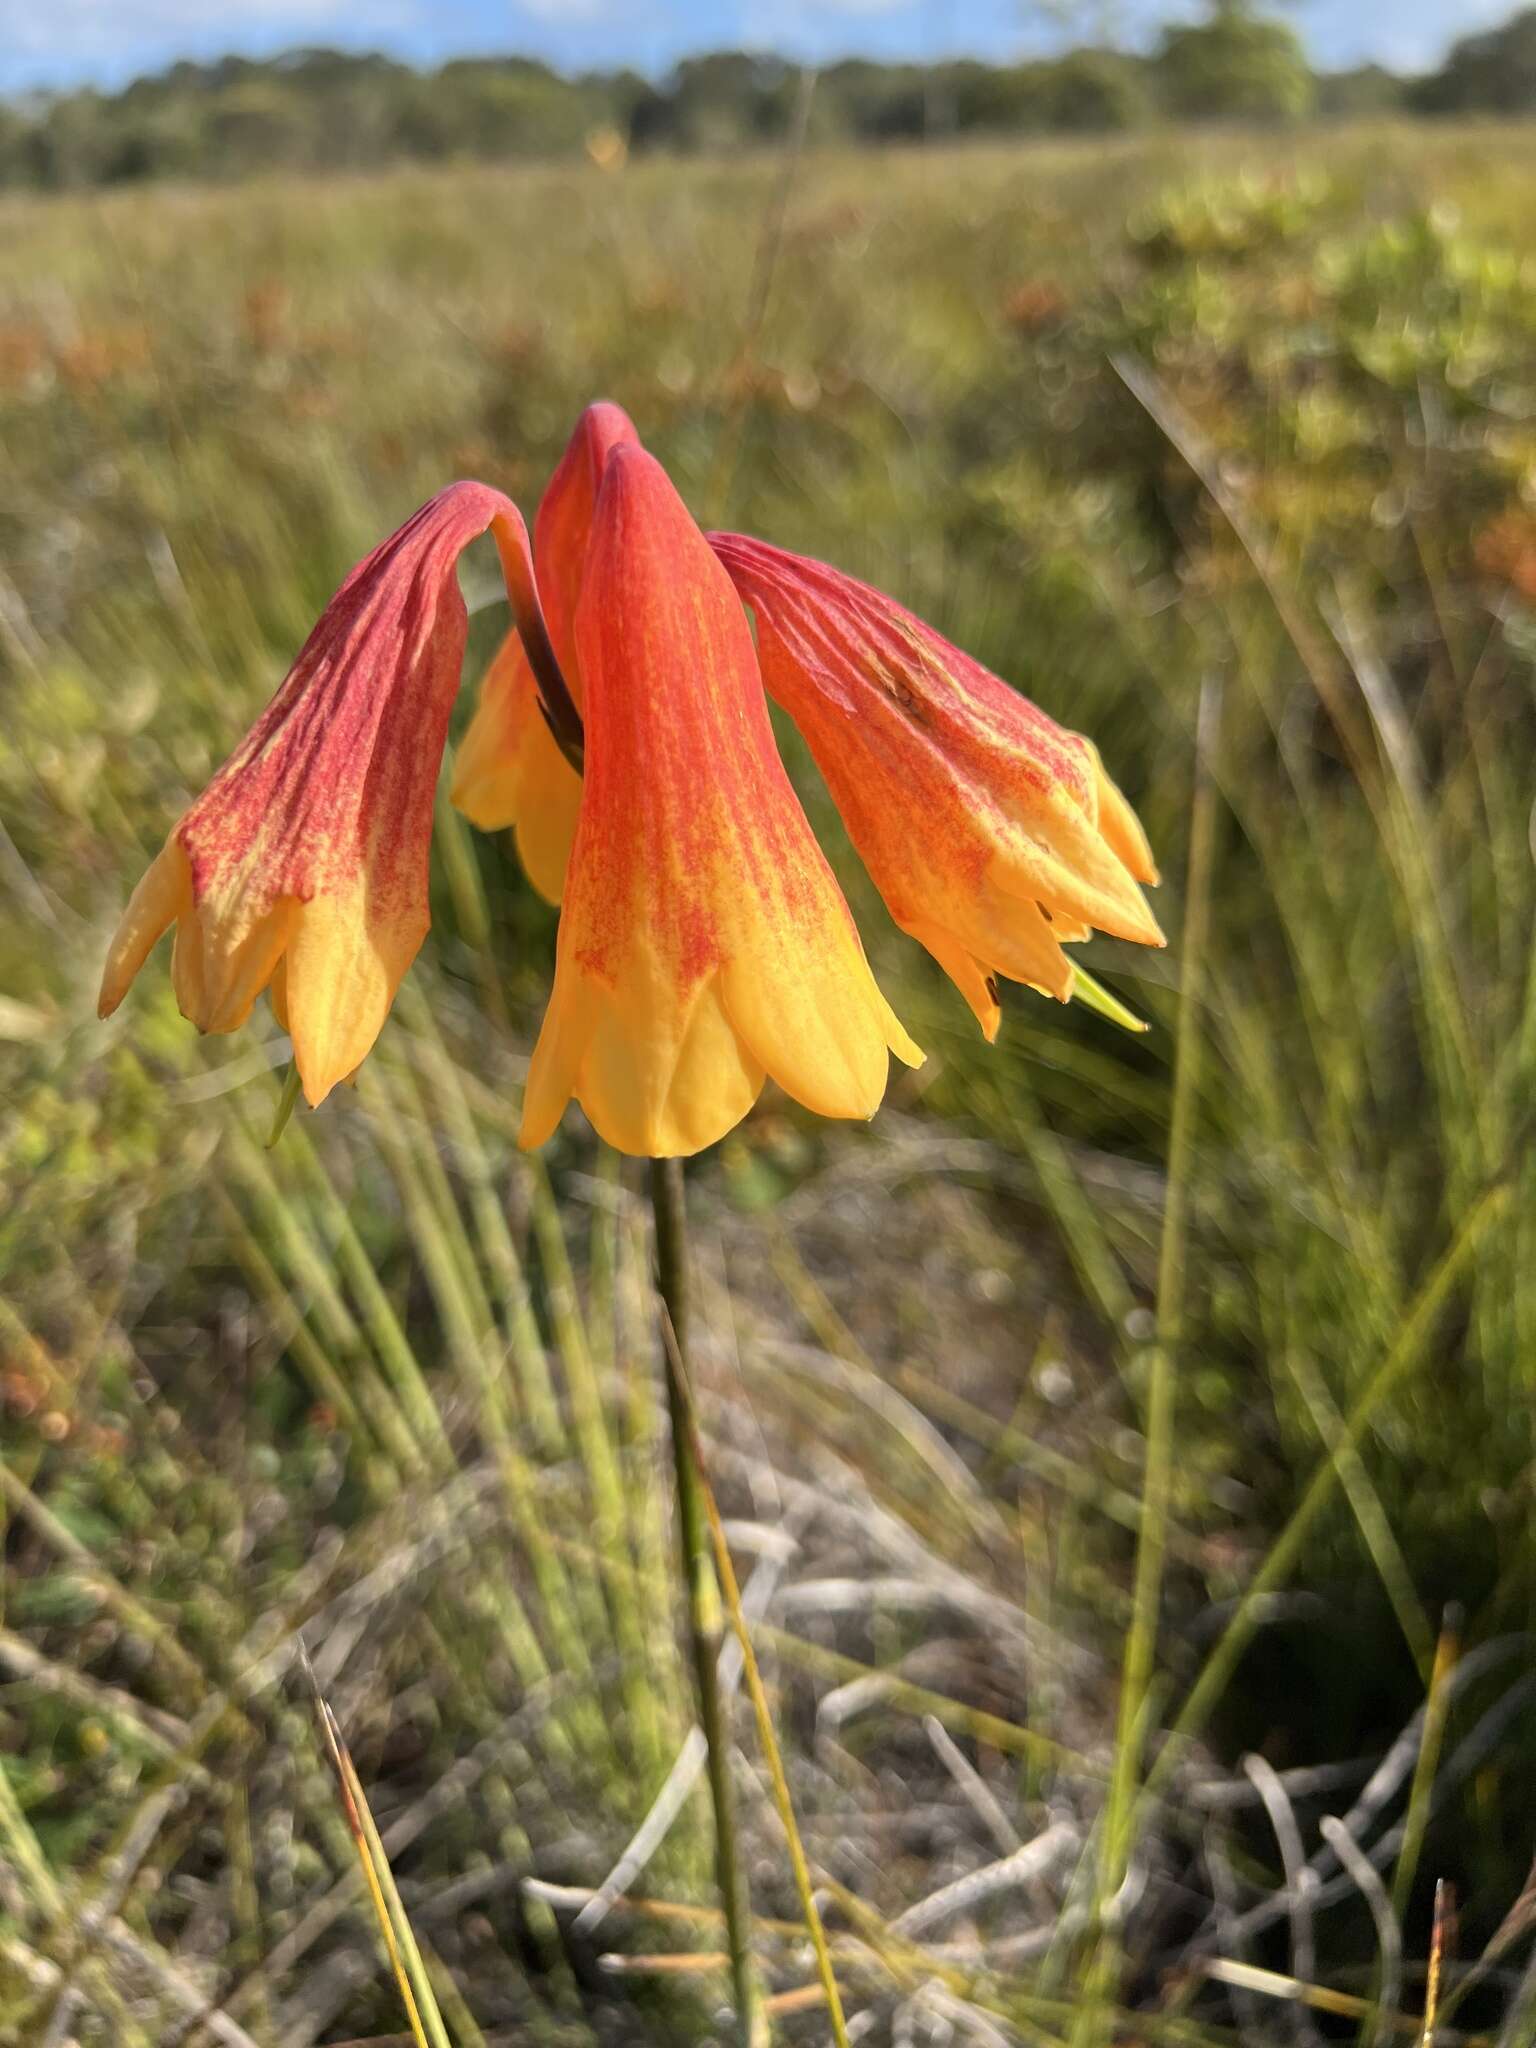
[
  {"left": 520, "top": 446, "right": 920, "bottom": 1158},
  {"left": 525, "top": 941, "right": 764, "bottom": 1158},
  {"left": 98, "top": 836, "right": 193, "bottom": 1018},
  {"left": 450, "top": 629, "right": 581, "bottom": 903},
  {"left": 171, "top": 890, "right": 300, "bottom": 1035},
  {"left": 711, "top": 532, "right": 1163, "bottom": 1030},
  {"left": 1082, "top": 739, "right": 1160, "bottom": 886},
  {"left": 534, "top": 401, "right": 643, "bottom": 687},
  {"left": 101, "top": 481, "right": 557, "bottom": 1093},
  {"left": 283, "top": 876, "right": 426, "bottom": 1106}
]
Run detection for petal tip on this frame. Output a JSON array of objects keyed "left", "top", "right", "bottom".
[{"left": 99, "top": 835, "right": 192, "bottom": 1019}]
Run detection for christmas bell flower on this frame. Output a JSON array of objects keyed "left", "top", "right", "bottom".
[
  {"left": 709, "top": 533, "right": 1163, "bottom": 1041},
  {"left": 451, "top": 401, "right": 639, "bottom": 902},
  {"left": 98, "top": 481, "right": 576, "bottom": 1106},
  {"left": 520, "top": 445, "right": 923, "bottom": 1159}
]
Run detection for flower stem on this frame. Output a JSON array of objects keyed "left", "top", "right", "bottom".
[
  {"left": 649, "top": 1157, "right": 763, "bottom": 2048},
  {"left": 662, "top": 1311, "right": 854, "bottom": 2048},
  {"left": 489, "top": 510, "right": 584, "bottom": 774}
]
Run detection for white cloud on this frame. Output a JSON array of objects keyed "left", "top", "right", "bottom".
[
  {"left": 0, "top": 0, "right": 424, "bottom": 71},
  {"left": 515, "top": 0, "right": 627, "bottom": 19}
]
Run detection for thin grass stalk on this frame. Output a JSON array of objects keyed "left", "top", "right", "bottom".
[
  {"left": 1084, "top": 679, "right": 1222, "bottom": 2039},
  {"left": 659, "top": 1306, "right": 854, "bottom": 2048},
  {"left": 310, "top": 1678, "right": 451, "bottom": 2048},
  {"left": 1288, "top": 1349, "right": 1435, "bottom": 1676},
  {"left": 362, "top": 1059, "right": 508, "bottom": 1434},
  {"left": 526, "top": 1156, "right": 665, "bottom": 1777},
  {"left": 223, "top": 1118, "right": 436, "bottom": 1469},
  {"left": 397, "top": 984, "right": 567, "bottom": 1451},
  {"left": 1154, "top": 1176, "right": 1509, "bottom": 1789},
  {"left": 649, "top": 1157, "right": 764, "bottom": 2048},
  {"left": 584, "top": 1151, "right": 669, "bottom": 1784},
  {"left": 1010, "top": 1069, "right": 1139, "bottom": 1354},
  {"left": 279, "top": 1116, "right": 459, "bottom": 1474},
  {"left": 1391, "top": 1614, "right": 1461, "bottom": 1925},
  {"left": 0, "top": 1736, "right": 64, "bottom": 1925},
  {"left": 529, "top": 1161, "right": 627, "bottom": 1525}
]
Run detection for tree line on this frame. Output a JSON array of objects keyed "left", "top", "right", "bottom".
[{"left": 2, "top": 3, "right": 1534, "bottom": 193}]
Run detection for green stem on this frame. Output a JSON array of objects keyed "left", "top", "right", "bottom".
[
  {"left": 1080, "top": 678, "right": 1222, "bottom": 2043},
  {"left": 649, "top": 1157, "right": 763, "bottom": 2048},
  {"left": 1109, "top": 679, "right": 1222, "bottom": 1856}
]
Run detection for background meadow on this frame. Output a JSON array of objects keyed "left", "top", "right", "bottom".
[{"left": 3, "top": 116, "right": 1536, "bottom": 2044}]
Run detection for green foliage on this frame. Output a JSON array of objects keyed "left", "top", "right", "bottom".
[
  {"left": 1412, "top": 5, "right": 1536, "bottom": 113},
  {"left": 1315, "top": 63, "right": 1405, "bottom": 118},
  {"left": 1153, "top": 1, "right": 1316, "bottom": 122}
]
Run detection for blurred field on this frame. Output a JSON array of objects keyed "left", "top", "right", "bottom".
[{"left": 3, "top": 123, "right": 1536, "bottom": 2044}]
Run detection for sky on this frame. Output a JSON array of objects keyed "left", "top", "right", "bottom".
[{"left": 0, "top": 0, "right": 1515, "bottom": 99}]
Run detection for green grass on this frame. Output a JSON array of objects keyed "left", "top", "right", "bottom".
[{"left": 3, "top": 122, "right": 1536, "bottom": 2044}]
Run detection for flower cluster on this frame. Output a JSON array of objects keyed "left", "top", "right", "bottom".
[{"left": 101, "top": 404, "right": 1161, "bottom": 1158}]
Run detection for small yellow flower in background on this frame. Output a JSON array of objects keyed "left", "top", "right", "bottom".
[
  {"left": 98, "top": 481, "right": 570, "bottom": 1106},
  {"left": 520, "top": 443, "right": 922, "bottom": 1159},
  {"left": 710, "top": 534, "right": 1163, "bottom": 1041}
]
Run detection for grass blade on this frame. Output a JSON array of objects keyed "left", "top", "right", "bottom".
[
  {"left": 657, "top": 1298, "right": 853, "bottom": 2048},
  {"left": 306, "top": 1649, "right": 456, "bottom": 2048}
]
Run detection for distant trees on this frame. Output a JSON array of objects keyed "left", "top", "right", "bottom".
[
  {"left": 1153, "top": 1, "right": 1315, "bottom": 122},
  {"left": 0, "top": 4, "right": 1534, "bottom": 195},
  {"left": 1410, "top": 8, "right": 1536, "bottom": 114}
]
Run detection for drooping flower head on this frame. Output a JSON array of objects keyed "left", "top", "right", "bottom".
[
  {"left": 99, "top": 482, "right": 572, "bottom": 1104},
  {"left": 710, "top": 534, "right": 1163, "bottom": 1040},
  {"left": 520, "top": 445, "right": 922, "bottom": 1157},
  {"left": 102, "top": 398, "right": 1161, "bottom": 1159}
]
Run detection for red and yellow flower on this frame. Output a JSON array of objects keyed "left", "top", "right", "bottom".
[
  {"left": 98, "top": 482, "right": 574, "bottom": 1106},
  {"left": 520, "top": 443, "right": 921, "bottom": 1157},
  {"left": 102, "top": 401, "right": 1162, "bottom": 1157}
]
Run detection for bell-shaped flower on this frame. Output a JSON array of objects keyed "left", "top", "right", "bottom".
[
  {"left": 710, "top": 533, "right": 1163, "bottom": 1040},
  {"left": 451, "top": 402, "right": 639, "bottom": 902},
  {"left": 520, "top": 446, "right": 922, "bottom": 1159},
  {"left": 98, "top": 481, "right": 574, "bottom": 1104}
]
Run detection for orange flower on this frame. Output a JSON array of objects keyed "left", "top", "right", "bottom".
[
  {"left": 99, "top": 482, "right": 573, "bottom": 1105},
  {"left": 520, "top": 446, "right": 922, "bottom": 1158},
  {"left": 710, "top": 534, "right": 1162, "bottom": 1040},
  {"left": 451, "top": 402, "right": 638, "bottom": 901}
]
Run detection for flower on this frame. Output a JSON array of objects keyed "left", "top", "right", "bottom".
[
  {"left": 448, "top": 630, "right": 580, "bottom": 906},
  {"left": 103, "top": 398, "right": 1160, "bottom": 1158},
  {"left": 520, "top": 445, "right": 923, "bottom": 1158},
  {"left": 709, "top": 533, "right": 1163, "bottom": 1041},
  {"left": 98, "top": 480, "right": 571, "bottom": 1105},
  {"left": 451, "top": 401, "right": 638, "bottom": 902}
]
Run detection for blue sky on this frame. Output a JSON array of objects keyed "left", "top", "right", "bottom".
[{"left": 0, "top": 0, "right": 1514, "bottom": 98}]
